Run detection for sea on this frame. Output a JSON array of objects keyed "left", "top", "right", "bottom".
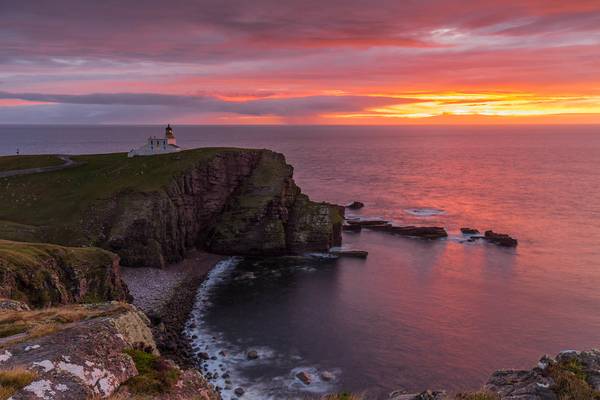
[{"left": 1, "top": 125, "right": 599, "bottom": 399}]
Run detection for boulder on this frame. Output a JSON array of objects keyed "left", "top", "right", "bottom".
[
  {"left": 247, "top": 350, "right": 259, "bottom": 360},
  {"left": 460, "top": 227, "right": 480, "bottom": 234},
  {"left": 296, "top": 371, "right": 312, "bottom": 385},
  {"left": 320, "top": 371, "right": 335, "bottom": 381},
  {"left": 484, "top": 230, "right": 518, "bottom": 247},
  {"left": 346, "top": 201, "right": 365, "bottom": 210}
]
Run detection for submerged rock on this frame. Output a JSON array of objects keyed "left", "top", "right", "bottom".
[
  {"left": 247, "top": 350, "right": 259, "bottom": 360},
  {"left": 346, "top": 219, "right": 389, "bottom": 226},
  {"left": 346, "top": 201, "right": 365, "bottom": 209},
  {"left": 330, "top": 250, "right": 368, "bottom": 258},
  {"left": 342, "top": 224, "right": 362, "bottom": 232},
  {"left": 367, "top": 224, "right": 448, "bottom": 239},
  {"left": 484, "top": 230, "right": 518, "bottom": 247}
]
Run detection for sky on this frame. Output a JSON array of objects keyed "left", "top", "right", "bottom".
[{"left": 1, "top": 0, "right": 600, "bottom": 124}]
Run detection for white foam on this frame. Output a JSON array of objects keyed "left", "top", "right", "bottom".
[{"left": 185, "top": 257, "right": 340, "bottom": 399}]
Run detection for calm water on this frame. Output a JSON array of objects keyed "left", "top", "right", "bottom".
[{"left": 1, "top": 125, "right": 600, "bottom": 398}]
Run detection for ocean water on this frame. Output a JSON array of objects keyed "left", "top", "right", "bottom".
[{"left": 2, "top": 125, "right": 600, "bottom": 398}]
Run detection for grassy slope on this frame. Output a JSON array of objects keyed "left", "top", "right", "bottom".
[
  {"left": 0, "top": 148, "right": 249, "bottom": 236},
  {"left": 0, "top": 155, "right": 64, "bottom": 172}
]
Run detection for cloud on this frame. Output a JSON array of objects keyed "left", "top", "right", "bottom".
[{"left": 0, "top": 91, "right": 411, "bottom": 122}]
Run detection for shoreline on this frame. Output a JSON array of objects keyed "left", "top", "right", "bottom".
[{"left": 121, "top": 250, "right": 224, "bottom": 368}]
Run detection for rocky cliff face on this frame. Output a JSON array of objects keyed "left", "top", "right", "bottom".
[
  {"left": 0, "top": 240, "right": 129, "bottom": 308},
  {"left": 89, "top": 150, "right": 342, "bottom": 267}
]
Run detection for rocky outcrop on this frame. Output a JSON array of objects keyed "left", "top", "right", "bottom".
[
  {"left": 0, "top": 240, "right": 129, "bottom": 308},
  {"left": 85, "top": 150, "right": 343, "bottom": 267},
  {"left": 392, "top": 349, "right": 600, "bottom": 400},
  {"left": 0, "top": 302, "right": 219, "bottom": 400},
  {"left": 0, "top": 303, "right": 154, "bottom": 399},
  {"left": 484, "top": 231, "right": 518, "bottom": 247},
  {"left": 485, "top": 349, "right": 600, "bottom": 399}
]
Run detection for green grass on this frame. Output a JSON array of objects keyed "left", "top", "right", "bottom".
[
  {"left": 0, "top": 148, "right": 251, "bottom": 233},
  {"left": 0, "top": 155, "right": 63, "bottom": 172},
  {"left": 123, "top": 349, "right": 181, "bottom": 394},
  {"left": 0, "top": 367, "right": 37, "bottom": 400}
]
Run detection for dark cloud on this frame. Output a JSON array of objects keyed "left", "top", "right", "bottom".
[{"left": 0, "top": 91, "right": 410, "bottom": 120}]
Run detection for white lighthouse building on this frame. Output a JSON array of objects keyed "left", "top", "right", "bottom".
[{"left": 128, "top": 125, "right": 182, "bottom": 157}]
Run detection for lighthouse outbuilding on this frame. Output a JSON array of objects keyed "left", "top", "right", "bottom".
[{"left": 128, "top": 125, "right": 182, "bottom": 157}]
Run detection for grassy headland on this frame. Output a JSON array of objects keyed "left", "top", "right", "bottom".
[{"left": 0, "top": 155, "right": 64, "bottom": 172}]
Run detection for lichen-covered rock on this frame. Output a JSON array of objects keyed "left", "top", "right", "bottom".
[
  {"left": 1, "top": 303, "right": 157, "bottom": 399},
  {"left": 0, "top": 297, "right": 30, "bottom": 311},
  {"left": 484, "top": 349, "right": 600, "bottom": 399},
  {"left": 0, "top": 240, "right": 130, "bottom": 308}
]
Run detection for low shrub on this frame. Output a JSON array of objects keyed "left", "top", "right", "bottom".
[{"left": 124, "top": 349, "right": 180, "bottom": 394}]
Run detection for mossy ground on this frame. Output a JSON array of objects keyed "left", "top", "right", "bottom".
[
  {"left": 0, "top": 148, "right": 251, "bottom": 242},
  {"left": 0, "top": 155, "right": 63, "bottom": 172},
  {"left": 123, "top": 349, "right": 180, "bottom": 394},
  {"left": 0, "top": 367, "right": 37, "bottom": 400}
]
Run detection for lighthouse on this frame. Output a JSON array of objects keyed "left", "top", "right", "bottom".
[{"left": 127, "top": 124, "right": 182, "bottom": 157}]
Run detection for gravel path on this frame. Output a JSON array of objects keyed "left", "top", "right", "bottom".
[{"left": 0, "top": 155, "right": 77, "bottom": 178}]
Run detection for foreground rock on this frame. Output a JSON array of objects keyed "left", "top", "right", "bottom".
[
  {"left": 0, "top": 240, "right": 130, "bottom": 308},
  {"left": 0, "top": 149, "right": 344, "bottom": 268},
  {"left": 484, "top": 230, "right": 518, "bottom": 247},
  {"left": 0, "top": 303, "right": 219, "bottom": 400},
  {"left": 0, "top": 303, "right": 155, "bottom": 399}
]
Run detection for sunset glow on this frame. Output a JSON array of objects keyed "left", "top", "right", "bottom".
[{"left": 1, "top": 1, "right": 600, "bottom": 124}]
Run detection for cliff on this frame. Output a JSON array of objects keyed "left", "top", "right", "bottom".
[
  {"left": 0, "top": 240, "right": 129, "bottom": 308},
  {"left": 0, "top": 149, "right": 343, "bottom": 268}
]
